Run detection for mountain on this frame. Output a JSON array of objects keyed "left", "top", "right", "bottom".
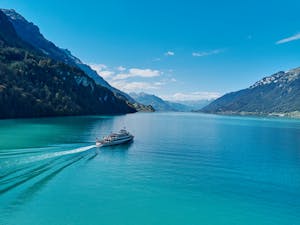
[
  {"left": 173, "top": 100, "right": 213, "bottom": 111},
  {"left": 201, "top": 68, "right": 300, "bottom": 116},
  {"left": 130, "top": 92, "right": 191, "bottom": 111},
  {"left": 165, "top": 101, "right": 192, "bottom": 112},
  {"left": 0, "top": 10, "right": 136, "bottom": 118},
  {"left": 0, "top": 9, "right": 33, "bottom": 50},
  {"left": 1, "top": 9, "right": 143, "bottom": 108},
  {"left": 130, "top": 92, "right": 173, "bottom": 111}
]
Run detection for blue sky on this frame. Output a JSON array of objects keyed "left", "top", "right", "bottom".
[{"left": 2, "top": 0, "right": 300, "bottom": 100}]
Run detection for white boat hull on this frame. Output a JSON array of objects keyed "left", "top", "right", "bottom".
[{"left": 96, "top": 136, "right": 134, "bottom": 147}]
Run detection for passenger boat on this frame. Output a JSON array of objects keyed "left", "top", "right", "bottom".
[{"left": 96, "top": 129, "right": 134, "bottom": 147}]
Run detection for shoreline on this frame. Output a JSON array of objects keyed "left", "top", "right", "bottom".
[{"left": 201, "top": 111, "right": 300, "bottom": 119}]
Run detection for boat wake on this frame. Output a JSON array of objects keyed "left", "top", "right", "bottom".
[
  {"left": 21, "top": 145, "right": 96, "bottom": 165},
  {"left": 0, "top": 144, "right": 97, "bottom": 196},
  {"left": 0, "top": 145, "right": 96, "bottom": 170}
]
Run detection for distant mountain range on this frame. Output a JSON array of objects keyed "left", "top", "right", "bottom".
[
  {"left": 173, "top": 99, "right": 213, "bottom": 111},
  {"left": 0, "top": 9, "right": 136, "bottom": 118},
  {"left": 1, "top": 9, "right": 151, "bottom": 112},
  {"left": 130, "top": 92, "right": 176, "bottom": 111},
  {"left": 201, "top": 68, "right": 300, "bottom": 116},
  {"left": 130, "top": 92, "right": 212, "bottom": 111}
]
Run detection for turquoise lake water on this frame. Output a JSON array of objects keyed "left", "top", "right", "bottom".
[{"left": 0, "top": 112, "right": 300, "bottom": 225}]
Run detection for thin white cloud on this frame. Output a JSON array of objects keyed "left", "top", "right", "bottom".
[
  {"left": 163, "top": 91, "right": 221, "bottom": 101},
  {"left": 110, "top": 81, "right": 161, "bottom": 92},
  {"left": 165, "top": 51, "right": 175, "bottom": 56},
  {"left": 154, "top": 82, "right": 165, "bottom": 86},
  {"left": 89, "top": 63, "right": 115, "bottom": 78},
  {"left": 117, "top": 66, "right": 126, "bottom": 71},
  {"left": 89, "top": 63, "right": 168, "bottom": 93},
  {"left": 192, "top": 49, "right": 223, "bottom": 57},
  {"left": 89, "top": 64, "right": 107, "bottom": 74},
  {"left": 100, "top": 70, "right": 115, "bottom": 79},
  {"left": 276, "top": 33, "right": 300, "bottom": 44},
  {"left": 130, "top": 68, "right": 161, "bottom": 77},
  {"left": 90, "top": 64, "right": 161, "bottom": 81},
  {"left": 113, "top": 68, "right": 161, "bottom": 80},
  {"left": 159, "top": 77, "right": 176, "bottom": 83},
  {"left": 113, "top": 73, "right": 132, "bottom": 80}
]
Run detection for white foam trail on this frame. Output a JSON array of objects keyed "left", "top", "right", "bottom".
[
  {"left": 26, "top": 145, "right": 96, "bottom": 162},
  {"left": 0, "top": 145, "right": 96, "bottom": 169}
]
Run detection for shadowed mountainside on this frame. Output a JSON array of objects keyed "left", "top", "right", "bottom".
[{"left": 0, "top": 10, "right": 136, "bottom": 118}]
